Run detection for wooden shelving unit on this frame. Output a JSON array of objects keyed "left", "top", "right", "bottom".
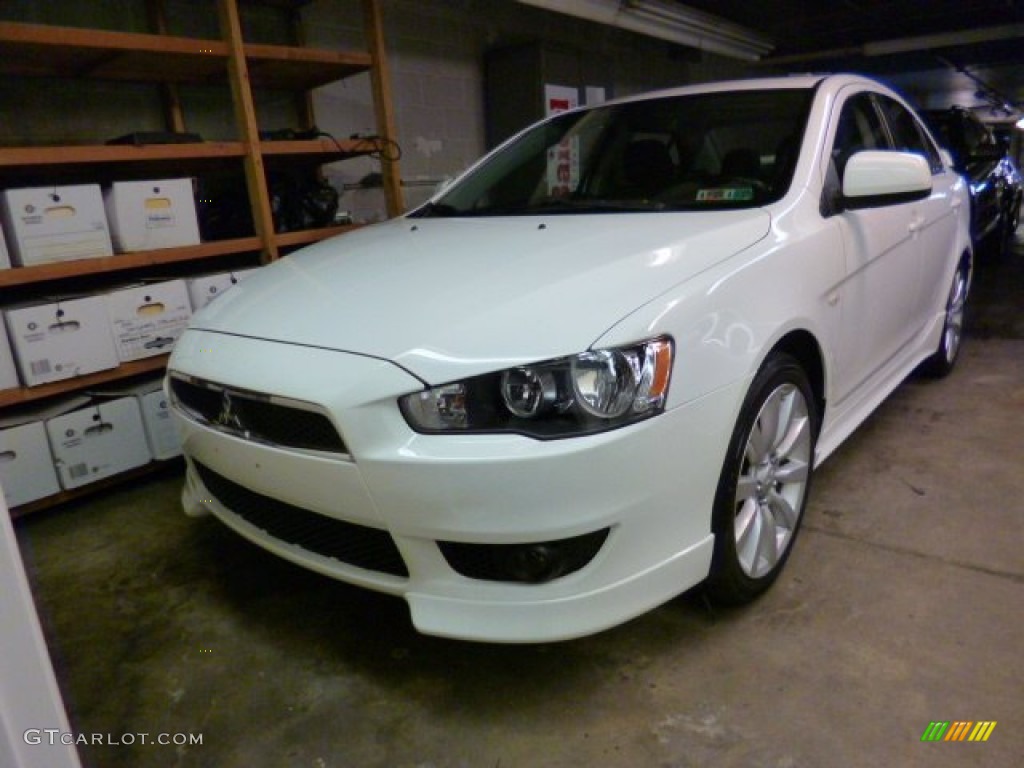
[
  {"left": 0, "top": 357, "right": 170, "bottom": 410},
  {"left": 1, "top": 0, "right": 403, "bottom": 516},
  {"left": 0, "top": 20, "right": 371, "bottom": 89},
  {"left": 0, "top": 238, "right": 263, "bottom": 288}
]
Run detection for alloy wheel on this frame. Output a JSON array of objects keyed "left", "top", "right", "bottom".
[
  {"left": 942, "top": 265, "right": 969, "bottom": 365},
  {"left": 733, "top": 383, "right": 813, "bottom": 578}
]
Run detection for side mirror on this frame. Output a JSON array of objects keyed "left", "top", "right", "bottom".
[{"left": 842, "top": 150, "right": 932, "bottom": 209}]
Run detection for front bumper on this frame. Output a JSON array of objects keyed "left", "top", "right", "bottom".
[{"left": 169, "top": 329, "right": 740, "bottom": 642}]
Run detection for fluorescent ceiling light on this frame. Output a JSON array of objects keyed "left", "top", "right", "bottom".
[{"left": 517, "top": 0, "right": 774, "bottom": 61}]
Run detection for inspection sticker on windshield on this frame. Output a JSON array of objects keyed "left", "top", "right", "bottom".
[{"left": 697, "top": 187, "right": 754, "bottom": 201}]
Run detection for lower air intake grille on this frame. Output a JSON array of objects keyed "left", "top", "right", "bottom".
[{"left": 195, "top": 462, "right": 408, "bottom": 578}]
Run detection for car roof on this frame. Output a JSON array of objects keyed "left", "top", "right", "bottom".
[{"left": 604, "top": 73, "right": 890, "bottom": 106}]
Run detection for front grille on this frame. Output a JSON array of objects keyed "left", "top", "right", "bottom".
[
  {"left": 170, "top": 375, "right": 346, "bottom": 454},
  {"left": 195, "top": 462, "right": 408, "bottom": 578}
]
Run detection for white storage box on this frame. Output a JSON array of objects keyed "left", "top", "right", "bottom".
[
  {"left": 136, "top": 385, "right": 181, "bottom": 460},
  {"left": 0, "top": 411, "right": 61, "bottom": 508},
  {"left": 45, "top": 396, "right": 150, "bottom": 490},
  {"left": 0, "top": 184, "right": 113, "bottom": 266},
  {"left": 3, "top": 295, "right": 119, "bottom": 387},
  {"left": 104, "top": 178, "right": 201, "bottom": 253},
  {"left": 186, "top": 268, "right": 258, "bottom": 310},
  {"left": 0, "top": 225, "right": 10, "bottom": 269},
  {"left": 93, "top": 378, "right": 181, "bottom": 460},
  {"left": 0, "top": 325, "right": 18, "bottom": 390},
  {"left": 104, "top": 279, "right": 192, "bottom": 362}
]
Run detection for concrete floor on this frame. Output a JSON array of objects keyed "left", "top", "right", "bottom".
[{"left": 15, "top": 234, "right": 1024, "bottom": 768}]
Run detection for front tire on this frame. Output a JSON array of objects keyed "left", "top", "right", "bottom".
[
  {"left": 919, "top": 255, "right": 971, "bottom": 378},
  {"left": 706, "top": 353, "right": 819, "bottom": 605}
]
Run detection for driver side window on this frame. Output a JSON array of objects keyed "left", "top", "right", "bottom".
[{"left": 832, "top": 93, "right": 887, "bottom": 177}]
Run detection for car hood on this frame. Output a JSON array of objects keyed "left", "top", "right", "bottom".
[{"left": 191, "top": 212, "right": 770, "bottom": 383}]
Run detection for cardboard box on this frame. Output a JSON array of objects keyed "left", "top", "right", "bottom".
[
  {"left": 3, "top": 295, "right": 119, "bottom": 387},
  {"left": 45, "top": 396, "right": 150, "bottom": 490},
  {"left": 0, "top": 184, "right": 113, "bottom": 266},
  {"left": 186, "top": 268, "right": 258, "bottom": 310},
  {"left": 137, "top": 386, "right": 181, "bottom": 460},
  {"left": 104, "top": 280, "right": 192, "bottom": 362},
  {"left": 0, "top": 224, "right": 10, "bottom": 269},
  {"left": 104, "top": 178, "right": 201, "bottom": 253},
  {"left": 0, "top": 410, "right": 61, "bottom": 508},
  {"left": 0, "top": 325, "right": 18, "bottom": 390},
  {"left": 92, "top": 378, "right": 181, "bottom": 460}
]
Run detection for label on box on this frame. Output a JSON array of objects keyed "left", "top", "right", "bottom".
[{"left": 146, "top": 198, "right": 176, "bottom": 229}]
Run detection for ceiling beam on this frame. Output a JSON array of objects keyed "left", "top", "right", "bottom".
[
  {"left": 516, "top": 0, "right": 773, "bottom": 61},
  {"left": 766, "top": 22, "right": 1024, "bottom": 65}
]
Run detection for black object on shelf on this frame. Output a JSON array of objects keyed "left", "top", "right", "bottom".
[{"left": 107, "top": 131, "right": 204, "bottom": 146}]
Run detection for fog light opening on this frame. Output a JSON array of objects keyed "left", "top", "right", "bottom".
[
  {"left": 438, "top": 528, "right": 610, "bottom": 584},
  {"left": 506, "top": 544, "right": 567, "bottom": 583}
]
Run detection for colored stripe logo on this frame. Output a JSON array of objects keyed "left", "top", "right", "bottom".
[{"left": 921, "top": 721, "right": 997, "bottom": 742}]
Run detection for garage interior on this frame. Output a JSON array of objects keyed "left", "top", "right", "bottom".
[{"left": 2, "top": 1, "right": 1022, "bottom": 767}]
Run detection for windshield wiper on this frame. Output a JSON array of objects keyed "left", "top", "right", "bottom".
[
  {"left": 412, "top": 197, "right": 681, "bottom": 218},
  {"left": 461, "top": 198, "right": 670, "bottom": 216},
  {"left": 528, "top": 198, "right": 669, "bottom": 214}
]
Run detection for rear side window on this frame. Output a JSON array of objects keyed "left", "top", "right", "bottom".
[{"left": 876, "top": 95, "right": 943, "bottom": 173}]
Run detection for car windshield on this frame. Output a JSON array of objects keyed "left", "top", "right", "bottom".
[{"left": 413, "top": 88, "right": 814, "bottom": 217}]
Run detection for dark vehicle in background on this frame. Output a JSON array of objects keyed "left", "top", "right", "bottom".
[{"left": 923, "top": 106, "right": 1022, "bottom": 254}]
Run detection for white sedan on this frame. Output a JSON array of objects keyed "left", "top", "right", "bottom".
[{"left": 167, "top": 74, "right": 971, "bottom": 642}]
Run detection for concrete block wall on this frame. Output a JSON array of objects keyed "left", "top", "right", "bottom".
[{"left": 303, "top": 0, "right": 757, "bottom": 220}]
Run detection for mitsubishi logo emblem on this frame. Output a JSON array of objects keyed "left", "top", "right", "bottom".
[{"left": 213, "top": 390, "right": 245, "bottom": 433}]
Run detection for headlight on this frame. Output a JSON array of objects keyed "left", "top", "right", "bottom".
[{"left": 400, "top": 337, "right": 673, "bottom": 439}]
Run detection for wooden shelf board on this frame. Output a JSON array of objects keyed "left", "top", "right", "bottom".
[
  {"left": 243, "top": 0, "right": 315, "bottom": 9},
  {"left": 0, "top": 238, "right": 263, "bottom": 288},
  {"left": 0, "top": 21, "right": 369, "bottom": 89},
  {"left": 0, "top": 21, "right": 228, "bottom": 83},
  {"left": 259, "top": 137, "right": 380, "bottom": 162},
  {"left": 274, "top": 224, "right": 361, "bottom": 247},
  {"left": 10, "top": 458, "right": 184, "bottom": 519},
  {"left": 0, "top": 142, "right": 246, "bottom": 168},
  {"left": 245, "top": 43, "right": 371, "bottom": 89},
  {"left": 0, "top": 356, "right": 170, "bottom": 410}
]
